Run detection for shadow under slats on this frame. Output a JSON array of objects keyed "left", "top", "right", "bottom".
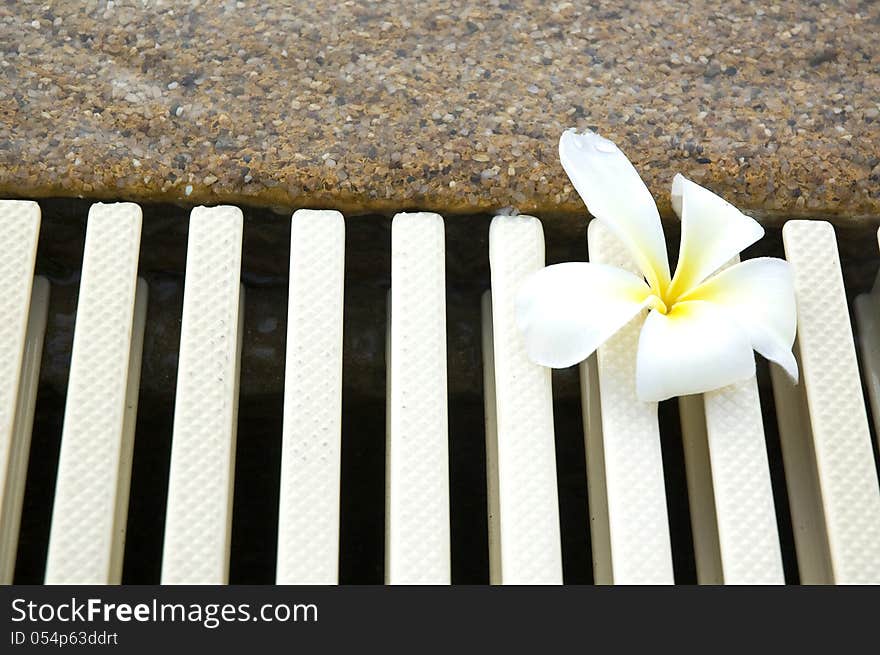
[
  {"left": 338, "top": 215, "right": 390, "bottom": 584},
  {"left": 120, "top": 276, "right": 182, "bottom": 584},
  {"left": 658, "top": 399, "right": 698, "bottom": 584},
  {"left": 551, "top": 369, "right": 592, "bottom": 584},
  {"left": 121, "top": 212, "right": 189, "bottom": 584},
  {"left": 445, "top": 215, "right": 490, "bottom": 584},
  {"left": 227, "top": 211, "right": 292, "bottom": 584}
]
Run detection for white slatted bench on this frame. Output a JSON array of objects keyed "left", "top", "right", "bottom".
[{"left": 2, "top": 199, "right": 880, "bottom": 585}]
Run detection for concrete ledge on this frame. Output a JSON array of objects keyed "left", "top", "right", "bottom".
[{"left": 1, "top": 1, "right": 878, "bottom": 224}]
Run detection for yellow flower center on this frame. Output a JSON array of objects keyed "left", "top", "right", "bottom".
[{"left": 646, "top": 294, "right": 668, "bottom": 315}]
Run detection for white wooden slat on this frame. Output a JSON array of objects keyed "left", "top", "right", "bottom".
[
  {"left": 161, "top": 206, "right": 244, "bottom": 585},
  {"left": 679, "top": 384, "right": 785, "bottom": 584},
  {"left": 385, "top": 212, "right": 451, "bottom": 584},
  {"left": 484, "top": 213, "right": 562, "bottom": 585},
  {"left": 45, "top": 203, "right": 145, "bottom": 584},
  {"left": 677, "top": 256, "right": 784, "bottom": 585},
  {"left": 0, "top": 199, "right": 43, "bottom": 584},
  {"left": 854, "top": 227, "right": 880, "bottom": 448},
  {"left": 775, "top": 220, "right": 880, "bottom": 584},
  {"left": 583, "top": 219, "right": 673, "bottom": 584},
  {"left": 276, "top": 209, "right": 345, "bottom": 584}
]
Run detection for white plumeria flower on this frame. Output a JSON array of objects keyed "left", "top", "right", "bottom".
[{"left": 515, "top": 130, "right": 798, "bottom": 402}]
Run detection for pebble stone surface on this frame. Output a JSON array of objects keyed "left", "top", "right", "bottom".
[{"left": 1, "top": 0, "right": 879, "bottom": 223}]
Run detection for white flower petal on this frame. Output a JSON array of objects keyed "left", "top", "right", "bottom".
[
  {"left": 559, "top": 130, "right": 670, "bottom": 292},
  {"left": 680, "top": 257, "right": 798, "bottom": 381},
  {"left": 667, "top": 174, "right": 765, "bottom": 298},
  {"left": 516, "top": 261, "right": 653, "bottom": 368},
  {"left": 636, "top": 300, "right": 756, "bottom": 401}
]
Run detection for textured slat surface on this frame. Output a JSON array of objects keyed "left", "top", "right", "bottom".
[
  {"left": 680, "top": 383, "right": 784, "bottom": 584},
  {"left": 386, "top": 212, "right": 451, "bottom": 584},
  {"left": 585, "top": 219, "right": 673, "bottom": 584},
  {"left": 162, "top": 206, "right": 243, "bottom": 585},
  {"left": 276, "top": 210, "right": 345, "bottom": 584},
  {"left": 0, "top": 200, "right": 42, "bottom": 584},
  {"left": 45, "top": 203, "right": 143, "bottom": 584},
  {"left": 486, "top": 214, "right": 562, "bottom": 584},
  {"left": 678, "top": 256, "right": 784, "bottom": 585},
  {"left": 701, "top": 382, "right": 785, "bottom": 584},
  {"left": 780, "top": 220, "right": 880, "bottom": 583}
]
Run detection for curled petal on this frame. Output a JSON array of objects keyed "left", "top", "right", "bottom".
[
  {"left": 559, "top": 130, "right": 670, "bottom": 292},
  {"left": 666, "top": 174, "right": 765, "bottom": 299},
  {"left": 636, "top": 300, "right": 756, "bottom": 401},
  {"left": 516, "top": 262, "right": 653, "bottom": 368},
  {"left": 680, "top": 257, "right": 798, "bottom": 381}
]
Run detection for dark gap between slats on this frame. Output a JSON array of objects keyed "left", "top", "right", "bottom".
[
  {"left": 658, "top": 399, "right": 697, "bottom": 584},
  {"left": 445, "top": 216, "right": 490, "bottom": 584},
  {"left": 550, "top": 370, "right": 592, "bottom": 584},
  {"left": 122, "top": 210, "right": 189, "bottom": 583},
  {"left": 228, "top": 211, "right": 291, "bottom": 583},
  {"left": 338, "top": 214, "right": 390, "bottom": 584}
]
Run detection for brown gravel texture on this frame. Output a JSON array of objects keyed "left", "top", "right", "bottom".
[{"left": 2, "top": 0, "right": 879, "bottom": 223}]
